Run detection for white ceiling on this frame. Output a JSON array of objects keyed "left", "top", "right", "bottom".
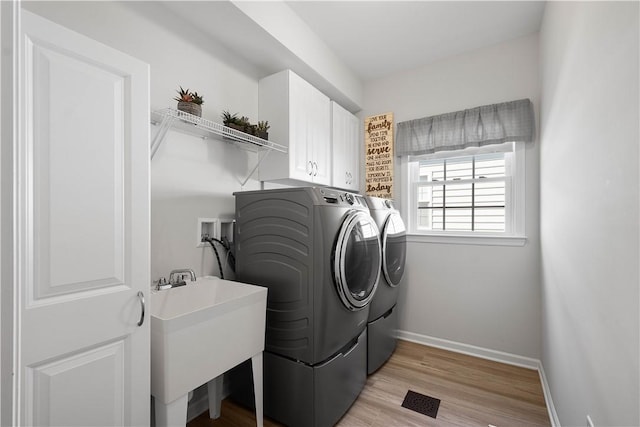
[
  {"left": 286, "top": 1, "right": 546, "bottom": 82},
  {"left": 157, "top": 1, "right": 545, "bottom": 110}
]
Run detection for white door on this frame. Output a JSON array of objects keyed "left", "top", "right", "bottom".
[{"left": 15, "top": 10, "right": 150, "bottom": 426}]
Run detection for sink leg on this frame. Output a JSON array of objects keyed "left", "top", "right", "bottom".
[
  {"left": 251, "top": 352, "right": 263, "bottom": 427},
  {"left": 154, "top": 394, "right": 188, "bottom": 427},
  {"left": 207, "top": 375, "right": 223, "bottom": 419}
]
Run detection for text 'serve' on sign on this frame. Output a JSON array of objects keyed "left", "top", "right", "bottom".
[{"left": 365, "top": 112, "right": 394, "bottom": 199}]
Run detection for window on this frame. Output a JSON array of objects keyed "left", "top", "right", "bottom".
[{"left": 405, "top": 142, "right": 525, "bottom": 243}]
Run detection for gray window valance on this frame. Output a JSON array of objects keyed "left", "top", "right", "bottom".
[{"left": 396, "top": 99, "right": 535, "bottom": 156}]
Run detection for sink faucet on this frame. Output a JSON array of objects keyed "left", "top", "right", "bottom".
[{"left": 168, "top": 269, "right": 196, "bottom": 286}]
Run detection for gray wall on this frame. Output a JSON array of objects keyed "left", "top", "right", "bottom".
[
  {"left": 360, "top": 34, "right": 542, "bottom": 359},
  {"left": 539, "top": 2, "right": 639, "bottom": 426}
]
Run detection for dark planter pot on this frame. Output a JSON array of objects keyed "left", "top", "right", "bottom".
[
  {"left": 223, "top": 123, "right": 244, "bottom": 140},
  {"left": 224, "top": 123, "right": 267, "bottom": 141},
  {"left": 227, "top": 123, "right": 245, "bottom": 132},
  {"left": 177, "top": 101, "right": 202, "bottom": 117},
  {"left": 246, "top": 125, "right": 257, "bottom": 136}
]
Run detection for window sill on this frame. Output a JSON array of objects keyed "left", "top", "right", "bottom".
[{"left": 406, "top": 233, "right": 527, "bottom": 247}]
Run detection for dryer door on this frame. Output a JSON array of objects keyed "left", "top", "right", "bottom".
[
  {"left": 334, "top": 211, "right": 382, "bottom": 311},
  {"left": 382, "top": 211, "right": 407, "bottom": 287}
]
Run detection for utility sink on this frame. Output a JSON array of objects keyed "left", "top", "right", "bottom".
[{"left": 151, "top": 276, "right": 267, "bottom": 427}]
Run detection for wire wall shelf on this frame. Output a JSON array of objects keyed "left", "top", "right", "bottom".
[
  {"left": 150, "top": 108, "right": 286, "bottom": 159},
  {"left": 150, "top": 108, "right": 287, "bottom": 187}
]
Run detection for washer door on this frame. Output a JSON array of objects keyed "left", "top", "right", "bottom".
[
  {"left": 334, "top": 211, "right": 382, "bottom": 311},
  {"left": 382, "top": 211, "right": 407, "bottom": 287}
]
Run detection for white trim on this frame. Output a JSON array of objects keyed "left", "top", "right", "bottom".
[
  {"left": 537, "top": 361, "right": 561, "bottom": 427},
  {"left": 397, "top": 330, "right": 539, "bottom": 369},
  {"left": 396, "top": 330, "right": 559, "bottom": 426},
  {"left": 186, "top": 377, "right": 234, "bottom": 422},
  {"left": 186, "top": 394, "right": 209, "bottom": 422},
  {"left": 407, "top": 233, "right": 527, "bottom": 247},
  {"left": 0, "top": 2, "right": 19, "bottom": 425},
  {"left": 512, "top": 140, "right": 526, "bottom": 236}
]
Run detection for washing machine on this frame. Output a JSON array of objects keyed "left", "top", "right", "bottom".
[
  {"left": 365, "top": 196, "right": 407, "bottom": 374},
  {"left": 233, "top": 187, "right": 382, "bottom": 427}
]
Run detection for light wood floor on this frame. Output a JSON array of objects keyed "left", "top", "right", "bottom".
[{"left": 188, "top": 340, "right": 551, "bottom": 427}]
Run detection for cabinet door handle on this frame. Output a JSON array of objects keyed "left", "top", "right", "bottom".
[
  {"left": 307, "top": 161, "right": 313, "bottom": 176},
  {"left": 313, "top": 162, "right": 318, "bottom": 176},
  {"left": 137, "top": 291, "right": 145, "bottom": 327}
]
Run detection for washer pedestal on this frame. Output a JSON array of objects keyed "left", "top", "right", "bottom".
[
  {"left": 266, "top": 329, "right": 366, "bottom": 427},
  {"left": 234, "top": 329, "right": 367, "bottom": 427},
  {"left": 367, "top": 304, "right": 398, "bottom": 375}
]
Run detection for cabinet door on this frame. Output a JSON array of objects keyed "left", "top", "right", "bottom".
[
  {"left": 288, "top": 72, "right": 330, "bottom": 184},
  {"left": 308, "top": 86, "right": 331, "bottom": 185},
  {"left": 289, "top": 72, "right": 313, "bottom": 181},
  {"left": 258, "top": 70, "right": 331, "bottom": 185},
  {"left": 345, "top": 109, "right": 360, "bottom": 190},
  {"left": 15, "top": 10, "right": 150, "bottom": 426},
  {"left": 332, "top": 102, "right": 360, "bottom": 191}
]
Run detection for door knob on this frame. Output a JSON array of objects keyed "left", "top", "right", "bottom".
[{"left": 137, "top": 291, "right": 145, "bottom": 327}]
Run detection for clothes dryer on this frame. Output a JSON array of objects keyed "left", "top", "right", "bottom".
[
  {"left": 234, "top": 187, "right": 382, "bottom": 427},
  {"left": 365, "top": 196, "right": 407, "bottom": 374}
]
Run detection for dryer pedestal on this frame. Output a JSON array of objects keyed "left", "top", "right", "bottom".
[
  {"left": 367, "top": 304, "right": 398, "bottom": 374},
  {"left": 232, "top": 329, "right": 367, "bottom": 427}
]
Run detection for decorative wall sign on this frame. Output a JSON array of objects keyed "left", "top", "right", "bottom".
[{"left": 365, "top": 112, "right": 394, "bottom": 199}]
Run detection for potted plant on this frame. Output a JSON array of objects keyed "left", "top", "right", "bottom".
[
  {"left": 221, "top": 110, "right": 239, "bottom": 127},
  {"left": 221, "top": 110, "right": 246, "bottom": 140},
  {"left": 221, "top": 110, "right": 246, "bottom": 132},
  {"left": 237, "top": 116, "right": 252, "bottom": 134},
  {"left": 174, "top": 86, "right": 204, "bottom": 117},
  {"left": 256, "top": 121, "right": 270, "bottom": 140},
  {"left": 246, "top": 123, "right": 258, "bottom": 136},
  {"left": 220, "top": 111, "right": 268, "bottom": 139}
]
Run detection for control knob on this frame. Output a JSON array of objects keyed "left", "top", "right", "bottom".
[{"left": 344, "top": 193, "right": 355, "bottom": 205}]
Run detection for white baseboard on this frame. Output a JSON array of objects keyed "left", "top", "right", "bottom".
[
  {"left": 396, "top": 330, "right": 560, "bottom": 427},
  {"left": 537, "top": 361, "right": 561, "bottom": 427},
  {"left": 396, "top": 330, "right": 539, "bottom": 369},
  {"left": 186, "top": 378, "right": 234, "bottom": 422},
  {"left": 187, "top": 394, "right": 209, "bottom": 422}
]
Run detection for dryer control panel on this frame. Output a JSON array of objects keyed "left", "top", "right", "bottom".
[{"left": 318, "top": 188, "right": 367, "bottom": 208}]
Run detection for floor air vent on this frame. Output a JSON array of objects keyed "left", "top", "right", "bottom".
[{"left": 401, "top": 390, "right": 441, "bottom": 419}]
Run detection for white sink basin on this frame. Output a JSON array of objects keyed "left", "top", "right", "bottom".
[{"left": 150, "top": 276, "right": 267, "bottom": 406}]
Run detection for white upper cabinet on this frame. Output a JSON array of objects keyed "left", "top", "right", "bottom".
[
  {"left": 331, "top": 101, "right": 360, "bottom": 191},
  {"left": 259, "top": 70, "right": 331, "bottom": 185}
]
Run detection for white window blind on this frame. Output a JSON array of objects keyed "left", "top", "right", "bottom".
[
  {"left": 405, "top": 140, "right": 526, "bottom": 244},
  {"left": 415, "top": 153, "right": 508, "bottom": 232}
]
